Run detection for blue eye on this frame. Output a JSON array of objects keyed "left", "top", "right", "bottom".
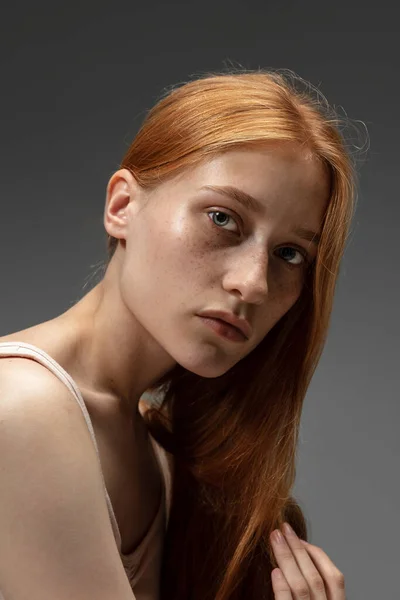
[
  {"left": 208, "top": 210, "right": 238, "bottom": 232},
  {"left": 208, "top": 210, "right": 309, "bottom": 267}
]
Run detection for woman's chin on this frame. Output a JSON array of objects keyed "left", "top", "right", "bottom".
[{"left": 177, "top": 354, "right": 236, "bottom": 379}]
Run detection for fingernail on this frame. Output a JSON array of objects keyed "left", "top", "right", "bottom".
[
  {"left": 273, "top": 530, "right": 284, "bottom": 544},
  {"left": 283, "top": 522, "right": 295, "bottom": 536}
]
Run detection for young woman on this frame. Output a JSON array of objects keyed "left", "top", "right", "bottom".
[{"left": 0, "top": 70, "right": 356, "bottom": 599}]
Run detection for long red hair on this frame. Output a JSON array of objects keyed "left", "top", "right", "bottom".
[{"left": 106, "top": 70, "right": 357, "bottom": 599}]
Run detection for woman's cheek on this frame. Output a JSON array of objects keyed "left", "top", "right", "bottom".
[{"left": 269, "top": 273, "right": 303, "bottom": 313}]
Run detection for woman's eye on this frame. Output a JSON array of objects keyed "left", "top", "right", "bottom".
[
  {"left": 208, "top": 211, "right": 309, "bottom": 267},
  {"left": 276, "top": 247, "right": 307, "bottom": 266},
  {"left": 207, "top": 210, "right": 239, "bottom": 233}
]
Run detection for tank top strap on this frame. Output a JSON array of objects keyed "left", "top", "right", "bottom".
[{"left": 0, "top": 341, "right": 122, "bottom": 549}]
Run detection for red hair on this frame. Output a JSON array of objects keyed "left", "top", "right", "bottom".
[{"left": 106, "top": 70, "right": 357, "bottom": 599}]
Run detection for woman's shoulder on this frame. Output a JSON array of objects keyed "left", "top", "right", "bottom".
[
  {"left": 0, "top": 350, "right": 81, "bottom": 425},
  {"left": 0, "top": 324, "right": 68, "bottom": 388},
  {"left": 0, "top": 329, "right": 91, "bottom": 438},
  {"left": 0, "top": 318, "right": 81, "bottom": 379},
  {"left": 0, "top": 352, "right": 134, "bottom": 600},
  {"left": 0, "top": 319, "right": 52, "bottom": 346}
]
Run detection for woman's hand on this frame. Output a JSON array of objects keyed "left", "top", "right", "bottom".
[{"left": 270, "top": 523, "right": 346, "bottom": 599}]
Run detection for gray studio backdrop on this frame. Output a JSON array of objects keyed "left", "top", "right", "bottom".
[{"left": 1, "top": 2, "right": 398, "bottom": 598}]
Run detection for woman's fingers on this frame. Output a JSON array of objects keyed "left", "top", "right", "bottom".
[
  {"left": 300, "top": 540, "right": 346, "bottom": 599},
  {"left": 271, "top": 525, "right": 328, "bottom": 599},
  {"left": 270, "top": 524, "right": 346, "bottom": 599},
  {"left": 271, "top": 567, "right": 293, "bottom": 599}
]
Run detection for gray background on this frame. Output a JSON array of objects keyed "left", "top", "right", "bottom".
[{"left": 1, "top": 2, "right": 398, "bottom": 598}]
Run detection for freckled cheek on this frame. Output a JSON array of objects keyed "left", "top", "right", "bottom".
[
  {"left": 174, "top": 227, "right": 217, "bottom": 261},
  {"left": 156, "top": 236, "right": 211, "bottom": 294}
]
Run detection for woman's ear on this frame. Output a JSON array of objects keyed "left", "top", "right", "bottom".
[{"left": 103, "top": 168, "right": 142, "bottom": 241}]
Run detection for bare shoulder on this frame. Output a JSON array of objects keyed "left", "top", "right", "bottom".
[
  {"left": 0, "top": 356, "right": 135, "bottom": 599},
  {"left": 0, "top": 355, "right": 79, "bottom": 423}
]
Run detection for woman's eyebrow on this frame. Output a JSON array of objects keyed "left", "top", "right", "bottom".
[
  {"left": 200, "top": 184, "right": 321, "bottom": 246},
  {"left": 201, "top": 184, "right": 265, "bottom": 215}
]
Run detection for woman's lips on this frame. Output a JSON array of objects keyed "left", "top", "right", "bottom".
[{"left": 198, "top": 316, "right": 247, "bottom": 342}]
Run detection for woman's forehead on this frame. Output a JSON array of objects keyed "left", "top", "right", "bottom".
[{"left": 155, "top": 147, "right": 329, "bottom": 215}]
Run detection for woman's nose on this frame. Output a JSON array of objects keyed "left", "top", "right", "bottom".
[{"left": 222, "top": 250, "right": 269, "bottom": 305}]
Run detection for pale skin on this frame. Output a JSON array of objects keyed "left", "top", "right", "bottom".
[
  {"left": 270, "top": 525, "right": 346, "bottom": 599},
  {"left": 0, "top": 143, "right": 346, "bottom": 597}
]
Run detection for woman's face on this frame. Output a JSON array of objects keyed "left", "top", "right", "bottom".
[{"left": 107, "top": 144, "right": 329, "bottom": 378}]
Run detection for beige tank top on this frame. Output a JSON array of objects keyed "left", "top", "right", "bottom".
[{"left": 0, "top": 341, "right": 172, "bottom": 600}]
